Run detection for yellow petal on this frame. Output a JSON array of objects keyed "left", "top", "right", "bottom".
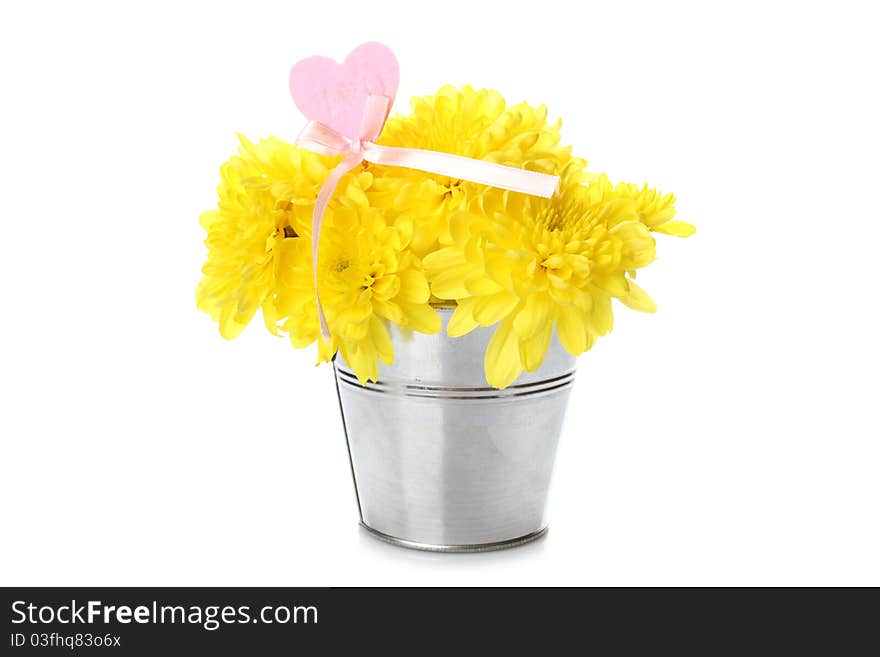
[
  {"left": 332, "top": 298, "right": 373, "bottom": 327},
  {"left": 472, "top": 292, "right": 519, "bottom": 326},
  {"left": 447, "top": 298, "right": 479, "bottom": 337},
  {"left": 612, "top": 221, "right": 656, "bottom": 270},
  {"left": 371, "top": 274, "right": 401, "bottom": 300},
  {"left": 654, "top": 220, "right": 696, "bottom": 237},
  {"left": 410, "top": 217, "right": 445, "bottom": 255},
  {"left": 399, "top": 302, "right": 441, "bottom": 334},
  {"left": 218, "top": 304, "right": 247, "bottom": 340},
  {"left": 261, "top": 299, "right": 280, "bottom": 336},
  {"left": 199, "top": 210, "right": 220, "bottom": 231},
  {"left": 341, "top": 316, "right": 371, "bottom": 342},
  {"left": 556, "top": 305, "right": 587, "bottom": 355},
  {"left": 423, "top": 247, "right": 465, "bottom": 273},
  {"left": 369, "top": 316, "right": 395, "bottom": 365},
  {"left": 342, "top": 181, "right": 369, "bottom": 208},
  {"left": 484, "top": 317, "right": 523, "bottom": 389},
  {"left": 317, "top": 334, "right": 337, "bottom": 363},
  {"left": 512, "top": 293, "right": 553, "bottom": 339},
  {"left": 341, "top": 341, "right": 379, "bottom": 385},
  {"left": 397, "top": 269, "right": 431, "bottom": 303},
  {"left": 484, "top": 251, "right": 515, "bottom": 288},
  {"left": 592, "top": 274, "right": 625, "bottom": 298},
  {"left": 619, "top": 280, "right": 657, "bottom": 313},
  {"left": 464, "top": 271, "right": 504, "bottom": 296},
  {"left": 372, "top": 298, "right": 404, "bottom": 324},
  {"left": 428, "top": 265, "right": 475, "bottom": 299},
  {"left": 519, "top": 320, "right": 553, "bottom": 372},
  {"left": 394, "top": 215, "right": 414, "bottom": 248},
  {"left": 290, "top": 328, "right": 318, "bottom": 350},
  {"left": 588, "top": 292, "right": 614, "bottom": 336},
  {"left": 449, "top": 211, "right": 484, "bottom": 245}
]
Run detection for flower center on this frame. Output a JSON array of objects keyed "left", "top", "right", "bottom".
[
  {"left": 361, "top": 265, "right": 384, "bottom": 290},
  {"left": 443, "top": 179, "right": 462, "bottom": 198},
  {"left": 266, "top": 225, "right": 299, "bottom": 253}
]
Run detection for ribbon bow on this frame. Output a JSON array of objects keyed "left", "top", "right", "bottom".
[{"left": 295, "top": 94, "right": 560, "bottom": 339}]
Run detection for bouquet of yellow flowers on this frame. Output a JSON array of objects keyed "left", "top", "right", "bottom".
[{"left": 197, "top": 45, "right": 693, "bottom": 390}]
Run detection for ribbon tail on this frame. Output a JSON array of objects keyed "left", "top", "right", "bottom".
[
  {"left": 311, "top": 152, "right": 363, "bottom": 340},
  {"left": 362, "top": 143, "right": 560, "bottom": 198}
]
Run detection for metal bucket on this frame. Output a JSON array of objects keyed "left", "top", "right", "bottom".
[{"left": 333, "top": 307, "right": 576, "bottom": 552}]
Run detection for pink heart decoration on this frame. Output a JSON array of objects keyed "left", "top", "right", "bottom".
[{"left": 289, "top": 42, "right": 400, "bottom": 141}]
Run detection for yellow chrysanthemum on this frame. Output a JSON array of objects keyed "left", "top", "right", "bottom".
[
  {"left": 369, "top": 85, "right": 584, "bottom": 255},
  {"left": 582, "top": 173, "right": 695, "bottom": 237},
  {"left": 309, "top": 200, "right": 441, "bottom": 383},
  {"left": 612, "top": 182, "right": 695, "bottom": 237},
  {"left": 196, "top": 134, "right": 370, "bottom": 340},
  {"left": 424, "top": 167, "right": 659, "bottom": 389}
]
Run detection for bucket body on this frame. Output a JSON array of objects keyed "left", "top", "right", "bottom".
[{"left": 333, "top": 308, "right": 576, "bottom": 552}]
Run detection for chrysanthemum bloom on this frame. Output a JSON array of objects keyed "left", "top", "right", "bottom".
[
  {"left": 369, "top": 85, "right": 583, "bottom": 255},
  {"left": 305, "top": 200, "right": 441, "bottom": 383},
  {"left": 196, "top": 135, "right": 370, "bottom": 339},
  {"left": 582, "top": 174, "right": 695, "bottom": 238},
  {"left": 424, "top": 167, "right": 664, "bottom": 388}
]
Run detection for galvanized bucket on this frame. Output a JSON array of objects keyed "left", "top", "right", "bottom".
[{"left": 333, "top": 307, "right": 576, "bottom": 552}]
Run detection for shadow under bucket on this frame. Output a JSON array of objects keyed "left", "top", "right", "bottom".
[{"left": 333, "top": 307, "right": 576, "bottom": 552}]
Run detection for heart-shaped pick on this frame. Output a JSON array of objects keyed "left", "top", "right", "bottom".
[{"left": 289, "top": 42, "right": 399, "bottom": 141}]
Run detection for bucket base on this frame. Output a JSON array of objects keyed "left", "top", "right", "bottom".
[{"left": 359, "top": 523, "right": 548, "bottom": 553}]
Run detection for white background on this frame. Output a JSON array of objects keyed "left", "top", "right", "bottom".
[{"left": 1, "top": 0, "right": 878, "bottom": 586}]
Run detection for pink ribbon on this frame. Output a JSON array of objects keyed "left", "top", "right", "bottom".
[{"left": 296, "top": 94, "right": 560, "bottom": 339}]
